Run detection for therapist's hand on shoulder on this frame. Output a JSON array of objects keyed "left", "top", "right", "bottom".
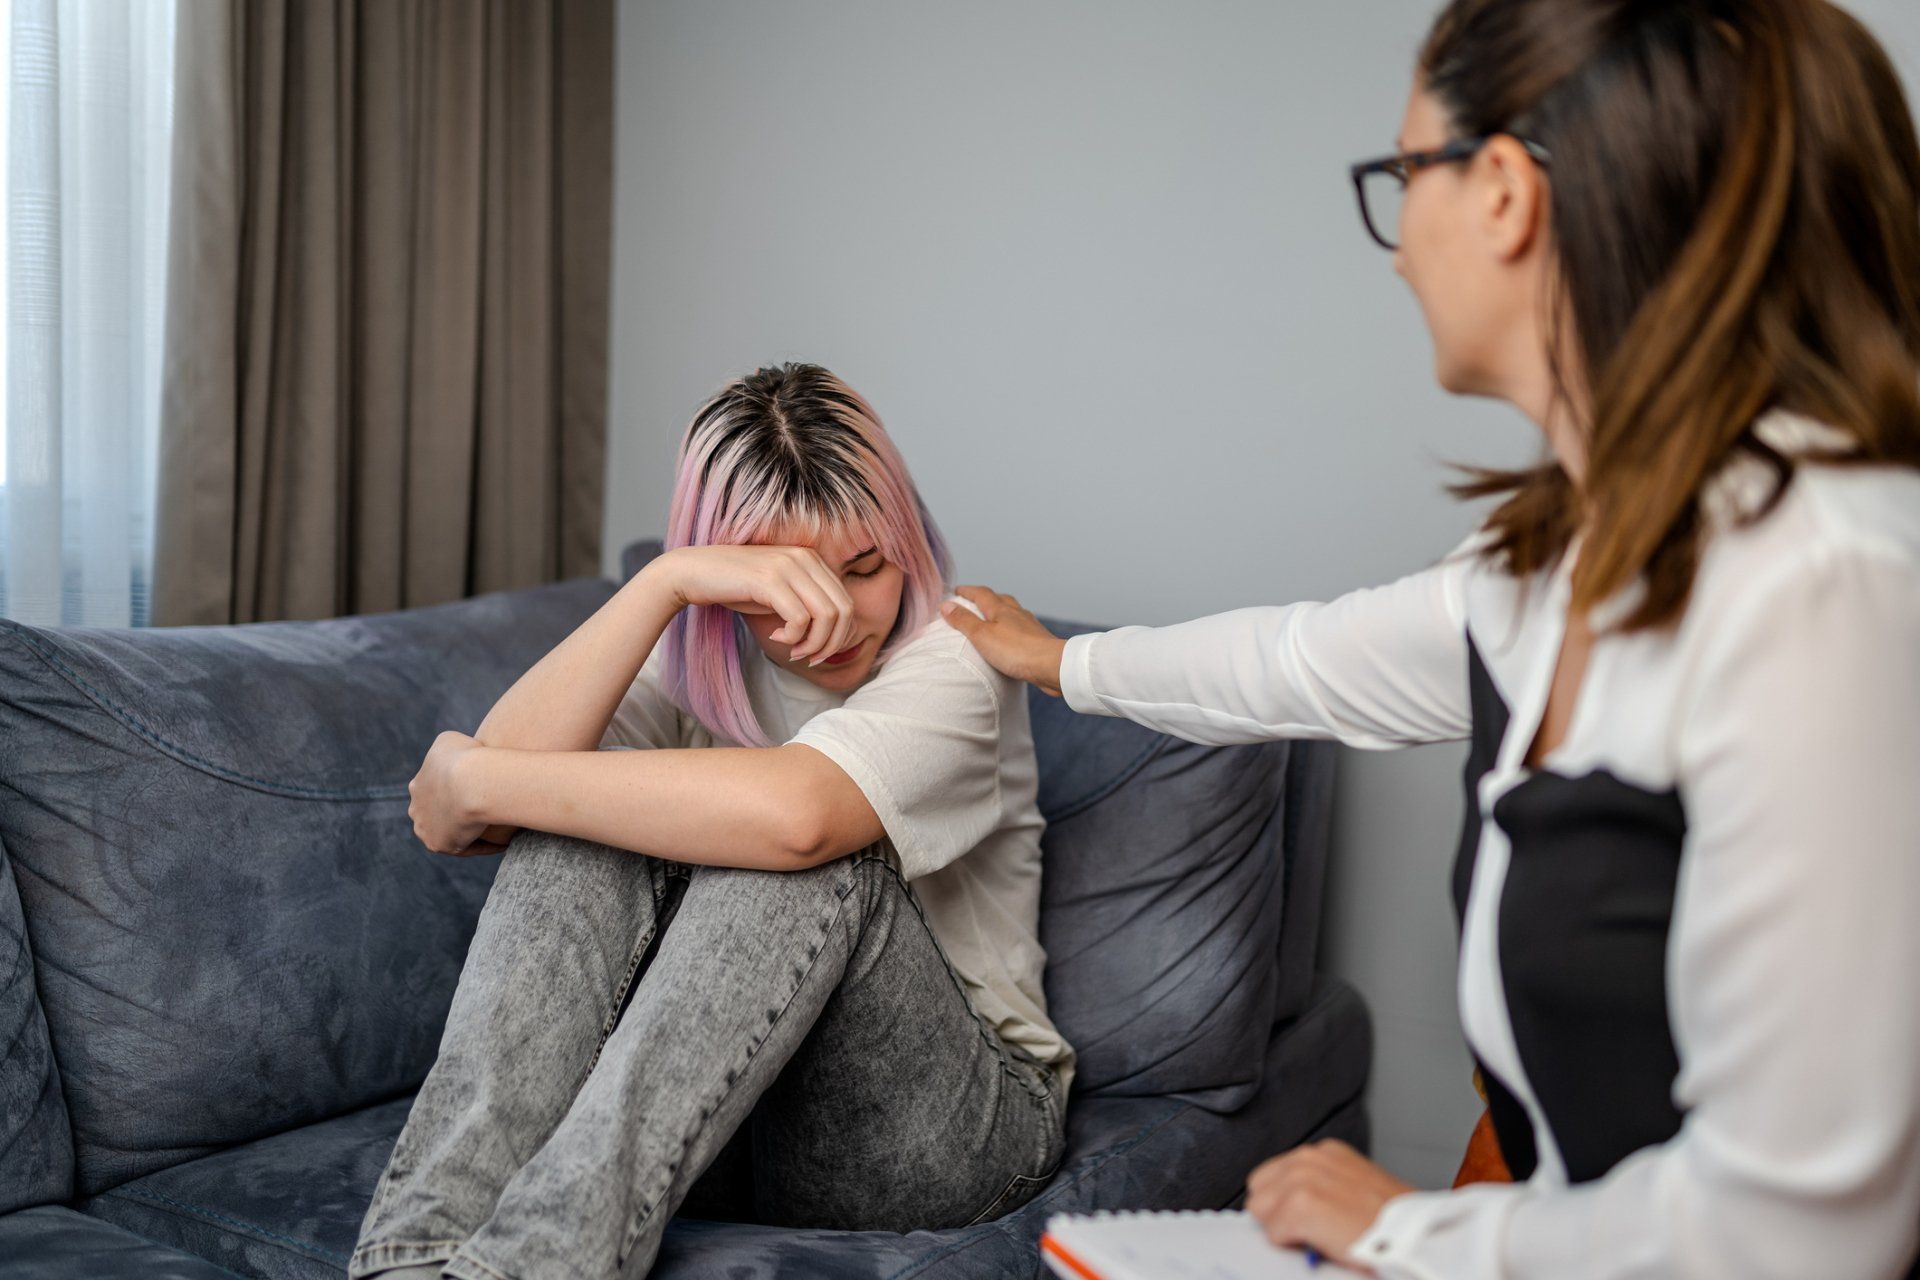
[
  {"left": 940, "top": 586, "right": 1067, "bottom": 697},
  {"left": 1244, "top": 1139, "right": 1415, "bottom": 1273}
]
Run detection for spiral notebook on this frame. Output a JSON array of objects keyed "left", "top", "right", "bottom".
[{"left": 1040, "top": 1209, "right": 1359, "bottom": 1279}]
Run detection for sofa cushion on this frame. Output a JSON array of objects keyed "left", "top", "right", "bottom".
[
  {"left": 0, "top": 578, "right": 618, "bottom": 1194},
  {"left": 1028, "top": 623, "right": 1299, "bottom": 1109},
  {"left": 78, "top": 975, "right": 1367, "bottom": 1280},
  {"left": 0, "top": 1204, "right": 249, "bottom": 1279},
  {"left": 77, "top": 1094, "right": 415, "bottom": 1279},
  {"left": 0, "top": 832, "right": 73, "bottom": 1214}
]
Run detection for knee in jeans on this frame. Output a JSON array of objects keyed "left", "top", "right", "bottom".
[{"left": 491, "top": 830, "right": 666, "bottom": 905}]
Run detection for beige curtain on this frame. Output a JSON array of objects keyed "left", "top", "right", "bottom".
[{"left": 152, "top": 0, "right": 614, "bottom": 625}]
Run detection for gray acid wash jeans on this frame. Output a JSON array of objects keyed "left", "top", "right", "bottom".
[{"left": 347, "top": 828, "right": 1068, "bottom": 1280}]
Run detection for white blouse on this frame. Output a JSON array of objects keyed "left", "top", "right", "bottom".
[{"left": 1057, "top": 408, "right": 1920, "bottom": 1279}]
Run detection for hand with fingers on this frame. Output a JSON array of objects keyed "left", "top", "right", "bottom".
[
  {"left": 939, "top": 586, "right": 1068, "bottom": 697},
  {"left": 660, "top": 544, "right": 862, "bottom": 667},
  {"left": 407, "top": 729, "right": 501, "bottom": 857},
  {"left": 1243, "top": 1138, "right": 1414, "bottom": 1273}
]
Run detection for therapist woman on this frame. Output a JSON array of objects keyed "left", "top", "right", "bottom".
[{"left": 941, "top": 0, "right": 1920, "bottom": 1275}]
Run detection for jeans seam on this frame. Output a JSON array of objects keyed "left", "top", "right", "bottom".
[
  {"left": 361, "top": 1111, "right": 434, "bottom": 1238},
  {"left": 613, "top": 862, "right": 856, "bottom": 1270},
  {"left": 867, "top": 852, "right": 1055, "bottom": 1102},
  {"left": 958, "top": 1090, "right": 1071, "bottom": 1229},
  {"left": 578, "top": 916, "right": 658, "bottom": 1086},
  {"left": 350, "top": 1238, "right": 469, "bottom": 1269},
  {"left": 443, "top": 1249, "right": 520, "bottom": 1280}
]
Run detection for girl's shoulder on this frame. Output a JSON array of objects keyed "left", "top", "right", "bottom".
[{"left": 867, "top": 596, "right": 1013, "bottom": 701}]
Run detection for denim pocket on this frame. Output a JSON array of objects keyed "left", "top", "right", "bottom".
[
  {"left": 963, "top": 1116, "right": 1068, "bottom": 1231},
  {"left": 962, "top": 1166, "right": 1057, "bottom": 1228}
]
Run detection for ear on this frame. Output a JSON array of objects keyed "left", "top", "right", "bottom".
[{"left": 1477, "top": 135, "right": 1548, "bottom": 262}]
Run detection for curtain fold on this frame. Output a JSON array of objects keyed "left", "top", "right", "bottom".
[{"left": 152, "top": 0, "right": 613, "bottom": 626}]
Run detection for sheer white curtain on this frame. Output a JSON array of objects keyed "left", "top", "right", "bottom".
[{"left": 0, "top": 0, "right": 176, "bottom": 628}]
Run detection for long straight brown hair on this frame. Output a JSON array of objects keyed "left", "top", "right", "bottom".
[{"left": 1422, "top": 0, "right": 1920, "bottom": 631}]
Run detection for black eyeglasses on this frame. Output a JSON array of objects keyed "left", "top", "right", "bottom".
[{"left": 1348, "top": 134, "right": 1552, "bottom": 251}]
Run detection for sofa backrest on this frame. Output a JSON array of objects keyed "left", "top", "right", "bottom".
[
  {"left": 0, "top": 578, "right": 617, "bottom": 1195},
  {"left": 1027, "top": 630, "right": 1332, "bottom": 1109}
]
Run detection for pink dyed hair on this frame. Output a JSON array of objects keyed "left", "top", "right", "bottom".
[{"left": 659, "top": 363, "right": 954, "bottom": 747}]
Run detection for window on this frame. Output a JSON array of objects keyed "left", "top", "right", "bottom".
[{"left": 0, "top": 0, "right": 177, "bottom": 628}]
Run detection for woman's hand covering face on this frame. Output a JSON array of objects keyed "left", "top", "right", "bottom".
[{"left": 661, "top": 544, "right": 860, "bottom": 666}]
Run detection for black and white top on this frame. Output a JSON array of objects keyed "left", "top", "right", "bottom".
[{"left": 1058, "top": 407, "right": 1920, "bottom": 1279}]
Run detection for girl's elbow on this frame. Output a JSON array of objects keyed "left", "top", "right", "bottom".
[
  {"left": 771, "top": 805, "right": 876, "bottom": 869},
  {"left": 766, "top": 800, "right": 837, "bottom": 867}
]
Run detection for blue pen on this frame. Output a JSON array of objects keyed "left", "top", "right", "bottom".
[{"left": 1304, "top": 1245, "right": 1324, "bottom": 1269}]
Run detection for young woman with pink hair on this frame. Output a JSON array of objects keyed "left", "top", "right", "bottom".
[{"left": 347, "top": 362, "right": 1072, "bottom": 1280}]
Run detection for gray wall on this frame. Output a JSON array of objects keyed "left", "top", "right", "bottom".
[{"left": 605, "top": 0, "right": 1920, "bottom": 1187}]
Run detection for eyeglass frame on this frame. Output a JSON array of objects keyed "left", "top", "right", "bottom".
[{"left": 1348, "top": 134, "right": 1553, "bottom": 251}]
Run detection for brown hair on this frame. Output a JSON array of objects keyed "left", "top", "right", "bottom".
[{"left": 1424, "top": 0, "right": 1920, "bottom": 630}]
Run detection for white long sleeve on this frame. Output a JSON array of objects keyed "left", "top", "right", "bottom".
[
  {"left": 1057, "top": 533, "right": 1483, "bottom": 750},
  {"left": 1352, "top": 540, "right": 1920, "bottom": 1279}
]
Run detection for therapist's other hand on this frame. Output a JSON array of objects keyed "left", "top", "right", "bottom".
[
  {"left": 1244, "top": 1139, "right": 1413, "bottom": 1273},
  {"left": 941, "top": 586, "right": 1066, "bottom": 698}
]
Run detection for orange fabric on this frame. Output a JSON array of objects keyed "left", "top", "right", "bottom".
[
  {"left": 1452, "top": 1107, "right": 1514, "bottom": 1188},
  {"left": 1452, "top": 1068, "right": 1514, "bottom": 1188}
]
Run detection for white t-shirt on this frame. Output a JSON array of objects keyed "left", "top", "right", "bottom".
[{"left": 602, "top": 596, "right": 1076, "bottom": 1096}]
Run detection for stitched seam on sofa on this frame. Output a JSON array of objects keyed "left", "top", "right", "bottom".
[
  {"left": 77, "top": 1210, "right": 258, "bottom": 1280},
  {"left": 0, "top": 885, "right": 61, "bottom": 1117},
  {"left": 1043, "top": 736, "right": 1170, "bottom": 823},
  {"left": 3, "top": 827, "right": 81, "bottom": 1197},
  {"left": 879, "top": 1099, "right": 1191, "bottom": 1280},
  {"left": 3, "top": 628, "right": 411, "bottom": 801},
  {"left": 96, "top": 1186, "right": 351, "bottom": 1265},
  {"left": 0, "top": 987, "right": 37, "bottom": 1065},
  {"left": 114, "top": 1220, "right": 257, "bottom": 1274},
  {"left": 0, "top": 1055, "right": 63, "bottom": 1172}
]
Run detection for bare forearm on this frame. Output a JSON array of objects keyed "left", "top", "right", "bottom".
[
  {"left": 456, "top": 742, "right": 881, "bottom": 870},
  {"left": 473, "top": 560, "right": 683, "bottom": 754}
]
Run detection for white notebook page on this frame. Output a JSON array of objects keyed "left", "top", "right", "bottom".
[{"left": 1041, "top": 1209, "right": 1363, "bottom": 1279}]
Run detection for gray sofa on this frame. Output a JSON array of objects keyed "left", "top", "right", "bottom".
[{"left": 0, "top": 538, "right": 1371, "bottom": 1279}]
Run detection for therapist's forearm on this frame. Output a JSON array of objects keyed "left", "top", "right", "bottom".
[
  {"left": 472, "top": 558, "right": 683, "bottom": 754},
  {"left": 456, "top": 741, "right": 844, "bottom": 870}
]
